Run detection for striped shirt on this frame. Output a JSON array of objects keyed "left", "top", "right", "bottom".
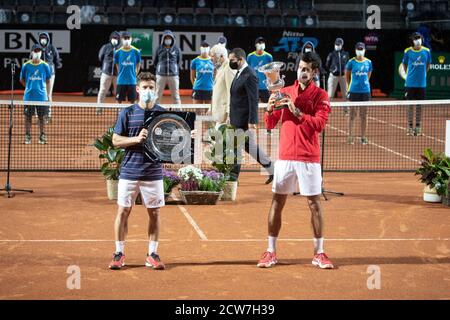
[{"left": 114, "top": 104, "right": 165, "bottom": 181}]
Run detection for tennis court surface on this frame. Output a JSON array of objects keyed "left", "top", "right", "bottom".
[{"left": 1, "top": 171, "right": 449, "bottom": 300}]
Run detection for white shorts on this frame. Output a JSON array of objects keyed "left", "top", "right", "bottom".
[
  {"left": 272, "top": 160, "right": 322, "bottom": 196},
  {"left": 117, "top": 179, "right": 165, "bottom": 209}
]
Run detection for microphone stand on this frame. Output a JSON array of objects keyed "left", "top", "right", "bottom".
[{"left": 0, "top": 62, "right": 34, "bottom": 198}]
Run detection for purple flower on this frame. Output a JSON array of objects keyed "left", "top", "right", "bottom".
[
  {"left": 163, "top": 168, "right": 180, "bottom": 184},
  {"left": 201, "top": 170, "right": 224, "bottom": 181}
]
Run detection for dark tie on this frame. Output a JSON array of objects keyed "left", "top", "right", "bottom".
[{"left": 231, "top": 70, "right": 240, "bottom": 89}]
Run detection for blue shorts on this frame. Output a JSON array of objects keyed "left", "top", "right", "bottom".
[
  {"left": 24, "top": 105, "right": 49, "bottom": 117},
  {"left": 192, "top": 90, "right": 212, "bottom": 101}
]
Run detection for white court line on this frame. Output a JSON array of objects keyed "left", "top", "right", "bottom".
[
  {"left": 368, "top": 116, "right": 445, "bottom": 144},
  {"left": 177, "top": 205, "right": 208, "bottom": 241},
  {"left": 327, "top": 124, "right": 421, "bottom": 164},
  {"left": 0, "top": 238, "right": 449, "bottom": 242}
]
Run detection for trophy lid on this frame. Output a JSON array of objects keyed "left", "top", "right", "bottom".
[{"left": 258, "top": 61, "right": 285, "bottom": 73}]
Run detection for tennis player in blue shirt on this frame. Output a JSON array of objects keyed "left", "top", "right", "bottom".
[
  {"left": 20, "top": 44, "right": 52, "bottom": 145},
  {"left": 345, "top": 42, "right": 373, "bottom": 146},
  {"left": 402, "top": 32, "right": 431, "bottom": 136},
  {"left": 190, "top": 42, "right": 214, "bottom": 104},
  {"left": 114, "top": 31, "right": 141, "bottom": 104}
]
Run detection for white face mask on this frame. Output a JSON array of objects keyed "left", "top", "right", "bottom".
[
  {"left": 256, "top": 43, "right": 265, "bottom": 51},
  {"left": 32, "top": 52, "right": 42, "bottom": 60},
  {"left": 413, "top": 39, "right": 422, "bottom": 47},
  {"left": 111, "top": 38, "right": 119, "bottom": 46},
  {"left": 297, "top": 69, "right": 313, "bottom": 84},
  {"left": 164, "top": 38, "right": 172, "bottom": 46},
  {"left": 356, "top": 49, "right": 365, "bottom": 57},
  {"left": 122, "top": 39, "right": 132, "bottom": 47},
  {"left": 304, "top": 48, "right": 312, "bottom": 53},
  {"left": 335, "top": 45, "right": 342, "bottom": 51},
  {"left": 140, "top": 89, "right": 157, "bottom": 104},
  {"left": 200, "top": 47, "right": 210, "bottom": 55},
  {"left": 39, "top": 38, "right": 47, "bottom": 46}
]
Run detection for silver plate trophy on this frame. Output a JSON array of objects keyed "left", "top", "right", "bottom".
[
  {"left": 144, "top": 113, "right": 192, "bottom": 163},
  {"left": 258, "top": 61, "right": 287, "bottom": 110}
]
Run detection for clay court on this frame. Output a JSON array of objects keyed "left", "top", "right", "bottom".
[
  {"left": 1, "top": 170, "right": 449, "bottom": 300},
  {"left": 1, "top": 93, "right": 450, "bottom": 300}
]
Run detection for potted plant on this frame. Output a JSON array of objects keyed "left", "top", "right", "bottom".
[
  {"left": 177, "top": 165, "right": 225, "bottom": 205},
  {"left": 415, "top": 148, "right": 450, "bottom": 203},
  {"left": 205, "top": 123, "right": 242, "bottom": 201},
  {"left": 93, "top": 126, "right": 125, "bottom": 200},
  {"left": 163, "top": 168, "right": 180, "bottom": 201}
]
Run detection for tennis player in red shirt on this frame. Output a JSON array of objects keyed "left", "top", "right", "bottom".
[{"left": 257, "top": 52, "right": 334, "bottom": 269}]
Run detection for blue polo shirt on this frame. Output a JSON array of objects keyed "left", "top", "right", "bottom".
[
  {"left": 190, "top": 56, "right": 214, "bottom": 91},
  {"left": 20, "top": 60, "right": 52, "bottom": 101},
  {"left": 114, "top": 104, "right": 165, "bottom": 181},
  {"left": 247, "top": 51, "right": 273, "bottom": 90},
  {"left": 114, "top": 46, "right": 141, "bottom": 85},
  {"left": 402, "top": 46, "right": 431, "bottom": 88},
  {"left": 345, "top": 57, "right": 373, "bottom": 93}
]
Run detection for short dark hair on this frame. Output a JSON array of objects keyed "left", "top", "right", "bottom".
[
  {"left": 299, "top": 52, "right": 321, "bottom": 70},
  {"left": 137, "top": 72, "right": 156, "bottom": 85},
  {"left": 230, "top": 48, "right": 247, "bottom": 61}
]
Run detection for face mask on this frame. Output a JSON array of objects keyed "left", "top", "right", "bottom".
[
  {"left": 356, "top": 49, "right": 365, "bottom": 57},
  {"left": 140, "top": 89, "right": 156, "bottom": 104},
  {"left": 304, "top": 47, "right": 312, "bottom": 53},
  {"left": 40, "top": 38, "right": 47, "bottom": 46},
  {"left": 229, "top": 60, "right": 239, "bottom": 70},
  {"left": 32, "top": 52, "right": 42, "bottom": 60},
  {"left": 200, "top": 47, "right": 210, "bottom": 55},
  {"left": 335, "top": 45, "right": 342, "bottom": 51},
  {"left": 413, "top": 39, "right": 422, "bottom": 47},
  {"left": 297, "top": 69, "right": 312, "bottom": 84},
  {"left": 111, "top": 38, "right": 119, "bottom": 46},
  {"left": 164, "top": 39, "right": 172, "bottom": 46},
  {"left": 256, "top": 43, "right": 265, "bottom": 51},
  {"left": 122, "top": 39, "right": 132, "bottom": 47}
]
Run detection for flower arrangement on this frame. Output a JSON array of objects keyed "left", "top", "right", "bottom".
[
  {"left": 162, "top": 168, "right": 180, "bottom": 194},
  {"left": 177, "top": 165, "right": 225, "bottom": 193}
]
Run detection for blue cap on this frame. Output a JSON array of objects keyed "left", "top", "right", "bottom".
[
  {"left": 121, "top": 31, "right": 131, "bottom": 38},
  {"left": 217, "top": 36, "right": 227, "bottom": 44},
  {"left": 355, "top": 42, "right": 365, "bottom": 50},
  {"left": 31, "top": 44, "right": 43, "bottom": 51}
]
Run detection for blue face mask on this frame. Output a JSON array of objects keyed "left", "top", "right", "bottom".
[{"left": 140, "top": 89, "right": 156, "bottom": 104}]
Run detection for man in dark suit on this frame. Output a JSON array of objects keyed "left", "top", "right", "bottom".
[{"left": 228, "top": 48, "right": 273, "bottom": 184}]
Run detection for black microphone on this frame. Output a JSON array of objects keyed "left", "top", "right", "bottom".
[{"left": 10, "top": 62, "right": 15, "bottom": 75}]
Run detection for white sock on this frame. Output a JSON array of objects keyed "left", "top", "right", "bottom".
[
  {"left": 148, "top": 241, "right": 159, "bottom": 255},
  {"left": 267, "top": 236, "right": 277, "bottom": 253},
  {"left": 115, "top": 241, "right": 125, "bottom": 254},
  {"left": 314, "top": 238, "right": 324, "bottom": 254}
]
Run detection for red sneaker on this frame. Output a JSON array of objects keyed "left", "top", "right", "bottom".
[
  {"left": 257, "top": 251, "right": 278, "bottom": 268},
  {"left": 109, "top": 252, "right": 125, "bottom": 270},
  {"left": 312, "top": 253, "right": 334, "bottom": 269},
  {"left": 145, "top": 253, "right": 165, "bottom": 270}
]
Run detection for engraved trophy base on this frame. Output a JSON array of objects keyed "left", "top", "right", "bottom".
[{"left": 273, "top": 91, "right": 289, "bottom": 110}]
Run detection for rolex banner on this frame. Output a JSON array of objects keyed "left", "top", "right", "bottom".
[{"left": 392, "top": 51, "right": 450, "bottom": 99}]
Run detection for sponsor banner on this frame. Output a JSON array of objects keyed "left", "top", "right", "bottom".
[{"left": 0, "top": 30, "right": 71, "bottom": 53}]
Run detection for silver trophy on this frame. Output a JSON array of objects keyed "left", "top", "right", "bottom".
[
  {"left": 258, "top": 61, "right": 287, "bottom": 109},
  {"left": 143, "top": 112, "right": 194, "bottom": 163}
]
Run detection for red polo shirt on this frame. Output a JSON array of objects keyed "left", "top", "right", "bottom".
[{"left": 264, "top": 80, "right": 331, "bottom": 163}]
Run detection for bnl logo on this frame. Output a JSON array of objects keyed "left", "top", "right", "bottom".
[{"left": 273, "top": 37, "right": 318, "bottom": 53}]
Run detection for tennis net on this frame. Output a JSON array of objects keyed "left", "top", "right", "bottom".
[{"left": 0, "top": 99, "right": 449, "bottom": 172}]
